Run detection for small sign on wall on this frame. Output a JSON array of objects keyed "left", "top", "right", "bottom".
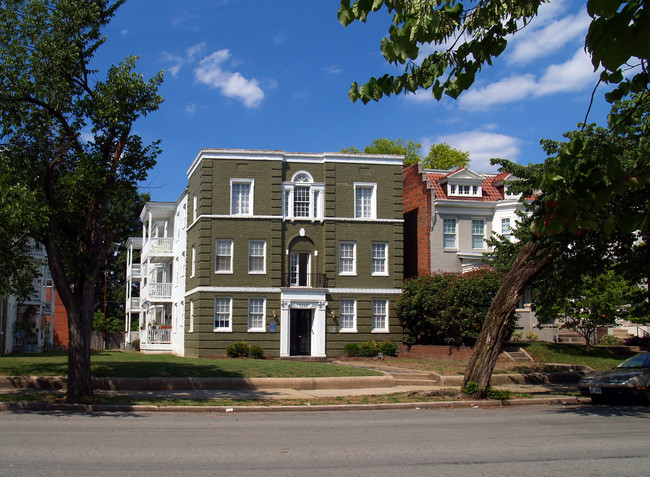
[{"left": 270, "top": 323, "right": 277, "bottom": 333}]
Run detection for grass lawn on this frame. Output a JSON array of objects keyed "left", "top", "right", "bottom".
[
  {"left": 0, "top": 350, "right": 382, "bottom": 378},
  {"left": 353, "top": 342, "right": 632, "bottom": 375}
]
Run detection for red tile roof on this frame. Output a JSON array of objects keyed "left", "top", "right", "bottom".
[{"left": 423, "top": 168, "right": 510, "bottom": 202}]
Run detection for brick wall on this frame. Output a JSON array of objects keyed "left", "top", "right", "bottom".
[{"left": 403, "top": 164, "right": 431, "bottom": 278}]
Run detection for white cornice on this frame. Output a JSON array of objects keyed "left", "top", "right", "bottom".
[{"left": 185, "top": 286, "right": 402, "bottom": 296}]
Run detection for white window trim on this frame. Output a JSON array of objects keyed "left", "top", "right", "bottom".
[
  {"left": 189, "top": 299, "right": 194, "bottom": 333},
  {"left": 442, "top": 217, "right": 458, "bottom": 250},
  {"left": 339, "top": 241, "right": 357, "bottom": 276},
  {"left": 230, "top": 179, "right": 254, "bottom": 216},
  {"left": 339, "top": 298, "right": 357, "bottom": 333},
  {"left": 371, "top": 299, "right": 389, "bottom": 333},
  {"left": 472, "top": 218, "right": 486, "bottom": 250},
  {"left": 282, "top": 181, "right": 324, "bottom": 222},
  {"left": 191, "top": 244, "right": 196, "bottom": 278},
  {"left": 215, "top": 239, "right": 233, "bottom": 274},
  {"left": 213, "top": 297, "right": 232, "bottom": 332},
  {"left": 192, "top": 194, "right": 198, "bottom": 222},
  {"left": 448, "top": 183, "right": 482, "bottom": 197},
  {"left": 247, "top": 297, "right": 266, "bottom": 332},
  {"left": 354, "top": 182, "right": 377, "bottom": 219},
  {"left": 371, "top": 242, "right": 389, "bottom": 276},
  {"left": 248, "top": 240, "right": 267, "bottom": 274}
]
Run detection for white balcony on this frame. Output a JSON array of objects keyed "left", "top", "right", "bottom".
[
  {"left": 126, "top": 297, "right": 141, "bottom": 312},
  {"left": 147, "top": 326, "right": 171, "bottom": 344},
  {"left": 143, "top": 283, "right": 172, "bottom": 301},
  {"left": 143, "top": 237, "right": 173, "bottom": 258},
  {"left": 128, "top": 264, "right": 142, "bottom": 279}
]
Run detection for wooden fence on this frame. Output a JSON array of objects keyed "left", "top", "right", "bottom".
[{"left": 90, "top": 332, "right": 124, "bottom": 350}]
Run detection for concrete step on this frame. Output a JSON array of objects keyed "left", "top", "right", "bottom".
[
  {"left": 502, "top": 346, "right": 533, "bottom": 362},
  {"left": 389, "top": 372, "right": 439, "bottom": 386},
  {"left": 394, "top": 379, "right": 441, "bottom": 386}
]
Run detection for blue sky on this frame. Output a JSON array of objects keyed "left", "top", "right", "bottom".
[{"left": 94, "top": 0, "right": 609, "bottom": 203}]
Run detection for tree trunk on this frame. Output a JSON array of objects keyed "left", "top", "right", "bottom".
[
  {"left": 66, "top": 303, "right": 94, "bottom": 402},
  {"left": 463, "top": 241, "right": 552, "bottom": 395}
]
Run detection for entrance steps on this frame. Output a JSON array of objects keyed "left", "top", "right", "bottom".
[
  {"left": 502, "top": 346, "right": 533, "bottom": 362},
  {"left": 558, "top": 330, "right": 583, "bottom": 343}
]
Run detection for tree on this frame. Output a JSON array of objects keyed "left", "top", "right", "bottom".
[
  {"left": 538, "top": 270, "right": 639, "bottom": 350},
  {"left": 0, "top": 0, "right": 163, "bottom": 402},
  {"left": 339, "top": 0, "right": 650, "bottom": 395},
  {"left": 343, "top": 137, "right": 470, "bottom": 168},
  {"left": 425, "top": 142, "right": 470, "bottom": 169},
  {"left": 343, "top": 137, "right": 422, "bottom": 164}
]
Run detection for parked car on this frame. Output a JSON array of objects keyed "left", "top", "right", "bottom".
[{"left": 579, "top": 352, "right": 650, "bottom": 404}]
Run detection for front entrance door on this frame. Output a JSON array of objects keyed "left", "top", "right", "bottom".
[{"left": 290, "top": 309, "right": 312, "bottom": 356}]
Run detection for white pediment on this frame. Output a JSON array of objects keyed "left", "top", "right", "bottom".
[{"left": 441, "top": 168, "right": 485, "bottom": 184}]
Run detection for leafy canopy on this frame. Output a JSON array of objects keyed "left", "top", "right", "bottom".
[{"left": 343, "top": 137, "right": 470, "bottom": 168}]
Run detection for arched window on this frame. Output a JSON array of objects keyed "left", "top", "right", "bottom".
[{"left": 283, "top": 171, "right": 324, "bottom": 221}]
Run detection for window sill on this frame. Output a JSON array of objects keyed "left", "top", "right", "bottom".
[
  {"left": 248, "top": 271, "right": 267, "bottom": 275},
  {"left": 215, "top": 271, "right": 234, "bottom": 275},
  {"left": 371, "top": 273, "right": 389, "bottom": 277},
  {"left": 213, "top": 329, "right": 232, "bottom": 333},
  {"left": 339, "top": 272, "right": 357, "bottom": 277},
  {"left": 247, "top": 329, "right": 266, "bottom": 333},
  {"left": 371, "top": 329, "right": 389, "bottom": 334},
  {"left": 339, "top": 329, "right": 357, "bottom": 333}
]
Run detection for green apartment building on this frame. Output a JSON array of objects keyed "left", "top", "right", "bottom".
[
  {"left": 184, "top": 149, "right": 403, "bottom": 358},
  {"left": 127, "top": 149, "right": 404, "bottom": 357}
]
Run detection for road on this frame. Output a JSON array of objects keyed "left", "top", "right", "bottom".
[{"left": 1, "top": 404, "right": 648, "bottom": 476}]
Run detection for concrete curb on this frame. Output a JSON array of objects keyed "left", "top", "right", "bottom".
[
  {"left": 0, "top": 396, "right": 590, "bottom": 413},
  {"left": 0, "top": 375, "right": 395, "bottom": 391}
]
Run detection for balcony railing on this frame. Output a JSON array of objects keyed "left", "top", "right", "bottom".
[
  {"left": 147, "top": 327, "right": 171, "bottom": 344},
  {"left": 144, "top": 283, "right": 173, "bottom": 300},
  {"left": 127, "top": 297, "right": 141, "bottom": 312},
  {"left": 281, "top": 273, "right": 328, "bottom": 288},
  {"left": 143, "top": 237, "right": 173, "bottom": 257},
  {"left": 129, "top": 264, "right": 142, "bottom": 279}
]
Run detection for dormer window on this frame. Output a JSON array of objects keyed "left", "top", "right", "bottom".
[
  {"left": 448, "top": 183, "right": 481, "bottom": 197},
  {"left": 282, "top": 171, "right": 324, "bottom": 221}
]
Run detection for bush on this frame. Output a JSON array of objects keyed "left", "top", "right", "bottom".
[
  {"left": 462, "top": 381, "right": 511, "bottom": 401},
  {"left": 599, "top": 334, "right": 620, "bottom": 345},
  {"left": 624, "top": 335, "right": 650, "bottom": 349},
  {"left": 511, "top": 331, "right": 523, "bottom": 342},
  {"left": 131, "top": 339, "right": 140, "bottom": 351},
  {"left": 396, "top": 270, "right": 510, "bottom": 346},
  {"left": 525, "top": 330, "right": 538, "bottom": 342},
  {"left": 226, "top": 341, "right": 250, "bottom": 358},
  {"left": 249, "top": 345, "right": 265, "bottom": 359},
  {"left": 378, "top": 341, "right": 398, "bottom": 357},
  {"left": 358, "top": 340, "right": 379, "bottom": 357},
  {"left": 343, "top": 343, "right": 360, "bottom": 357}
]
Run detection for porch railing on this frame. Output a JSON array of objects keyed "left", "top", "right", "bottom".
[
  {"left": 147, "top": 327, "right": 171, "bottom": 344},
  {"left": 144, "top": 283, "right": 172, "bottom": 300}
]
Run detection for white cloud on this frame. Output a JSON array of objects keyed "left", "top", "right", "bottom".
[
  {"left": 430, "top": 131, "right": 522, "bottom": 171},
  {"left": 458, "top": 48, "right": 597, "bottom": 110},
  {"left": 185, "top": 103, "right": 197, "bottom": 115},
  {"left": 186, "top": 42, "right": 206, "bottom": 60},
  {"left": 160, "top": 52, "right": 185, "bottom": 77},
  {"left": 273, "top": 33, "right": 288, "bottom": 45},
  {"left": 323, "top": 64, "right": 342, "bottom": 75},
  {"left": 194, "top": 50, "right": 265, "bottom": 108},
  {"left": 508, "top": 8, "right": 590, "bottom": 65}
]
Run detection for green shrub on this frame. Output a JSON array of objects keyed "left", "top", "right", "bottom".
[
  {"left": 487, "top": 388, "right": 511, "bottom": 401},
  {"left": 249, "top": 345, "right": 265, "bottom": 359},
  {"left": 525, "top": 330, "right": 538, "bottom": 342},
  {"left": 624, "top": 335, "right": 650, "bottom": 349},
  {"left": 378, "top": 341, "right": 398, "bottom": 357},
  {"left": 343, "top": 343, "right": 360, "bottom": 357},
  {"left": 396, "top": 270, "right": 510, "bottom": 346},
  {"left": 511, "top": 331, "right": 523, "bottom": 342},
  {"left": 226, "top": 341, "right": 250, "bottom": 358},
  {"left": 131, "top": 339, "right": 140, "bottom": 352},
  {"left": 358, "top": 340, "right": 379, "bottom": 357},
  {"left": 599, "top": 334, "right": 620, "bottom": 345}
]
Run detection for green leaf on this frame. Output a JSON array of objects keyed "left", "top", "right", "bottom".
[{"left": 337, "top": 1, "right": 354, "bottom": 26}]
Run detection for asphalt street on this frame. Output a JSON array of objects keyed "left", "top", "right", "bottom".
[{"left": 1, "top": 404, "right": 649, "bottom": 476}]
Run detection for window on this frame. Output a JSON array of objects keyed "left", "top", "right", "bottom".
[
  {"left": 215, "top": 240, "right": 233, "bottom": 273},
  {"left": 248, "top": 298, "right": 266, "bottom": 332},
  {"left": 189, "top": 299, "right": 194, "bottom": 333},
  {"left": 282, "top": 171, "right": 324, "bottom": 221},
  {"left": 214, "top": 297, "right": 232, "bottom": 331},
  {"left": 472, "top": 219, "right": 485, "bottom": 249},
  {"left": 231, "top": 179, "right": 253, "bottom": 216},
  {"left": 448, "top": 183, "right": 481, "bottom": 197},
  {"left": 339, "top": 299, "right": 356, "bottom": 332},
  {"left": 443, "top": 218, "right": 457, "bottom": 249},
  {"left": 248, "top": 240, "right": 266, "bottom": 274},
  {"left": 339, "top": 241, "right": 356, "bottom": 275},
  {"left": 372, "top": 299, "right": 389, "bottom": 332},
  {"left": 191, "top": 244, "right": 196, "bottom": 277},
  {"left": 371, "top": 242, "right": 388, "bottom": 276},
  {"left": 354, "top": 183, "right": 376, "bottom": 219},
  {"left": 192, "top": 194, "right": 197, "bottom": 222},
  {"left": 501, "top": 218, "right": 512, "bottom": 240}
]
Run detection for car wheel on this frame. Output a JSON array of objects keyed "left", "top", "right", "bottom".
[{"left": 590, "top": 395, "right": 607, "bottom": 405}]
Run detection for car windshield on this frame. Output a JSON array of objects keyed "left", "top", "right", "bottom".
[{"left": 618, "top": 353, "right": 650, "bottom": 368}]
